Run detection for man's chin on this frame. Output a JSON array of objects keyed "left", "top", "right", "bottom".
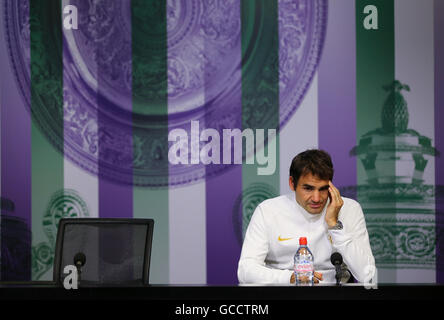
[{"left": 306, "top": 204, "right": 324, "bottom": 214}]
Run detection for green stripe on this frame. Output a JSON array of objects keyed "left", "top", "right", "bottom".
[
  {"left": 241, "top": 0, "right": 280, "bottom": 221},
  {"left": 356, "top": 0, "right": 396, "bottom": 279},
  {"left": 30, "top": 0, "right": 64, "bottom": 280},
  {"left": 356, "top": 0, "right": 395, "bottom": 140},
  {"left": 131, "top": 0, "right": 169, "bottom": 284}
]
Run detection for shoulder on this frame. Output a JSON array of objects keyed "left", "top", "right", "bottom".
[
  {"left": 341, "top": 197, "right": 362, "bottom": 210},
  {"left": 253, "top": 194, "right": 294, "bottom": 221},
  {"left": 246, "top": 195, "right": 290, "bottom": 231},
  {"left": 339, "top": 197, "right": 365, "bottom": 223},
  {"left": 257, "top": 194, "right": 293, "bottom": 212}
]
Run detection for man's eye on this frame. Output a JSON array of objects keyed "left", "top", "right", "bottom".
[{"left": 303, "top": 187, "right": 313, "bottom": 191}]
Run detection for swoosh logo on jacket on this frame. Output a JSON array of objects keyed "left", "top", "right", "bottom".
[{"left": 278, "top": 236, "right": 293, "bottom": 242}]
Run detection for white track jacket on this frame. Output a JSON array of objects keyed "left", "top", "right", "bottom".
[{"left": 237, "top": 193, "right": 375, "bottom": 284}]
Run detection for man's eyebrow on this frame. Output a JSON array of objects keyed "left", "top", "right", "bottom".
[{"left": 302, "top": 184, "right": 329, "bottom": 190}]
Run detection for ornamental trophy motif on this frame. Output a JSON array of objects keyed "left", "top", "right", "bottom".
[{"left": 344, "top": 80, "right": 439, "bottom": 270}]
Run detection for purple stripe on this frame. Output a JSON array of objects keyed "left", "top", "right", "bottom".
[
  {"left": 206, "top": 166, "right": 242, "bottom": 284},
  {"left": 205, "top": 2, "right": 242, "bottom": 284},
  {"left": 97, "top": 112, "right": 133, "bottom": 219},
  {"left": 434, "top": 0, "right": 444, "bottom": 284},
  {"left": 0, "top": 25, "right": 32, "bottom": 280},
  {"left": 318, "top": 0, "right": 356, "bottom": 190},
  {"left": 98, "top": 178, "right": 132, "bottom": 218},
  {"left": 97, "top": 16, "right": 133, "bottom": 219}
]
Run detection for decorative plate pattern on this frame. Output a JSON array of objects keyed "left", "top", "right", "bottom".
[{"left": 4, "top": 0, "right": 327, "bottom": 187}]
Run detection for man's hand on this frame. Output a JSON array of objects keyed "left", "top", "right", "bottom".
[
  {"left": 325, "top": 181, "right": 344, "bottom": 228},
  {"left": 290, "top": 272, "right": 323, "bottom": 284}
]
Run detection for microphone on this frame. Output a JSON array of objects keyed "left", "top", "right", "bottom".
[
  {"left": 74, "top": 252, "right": 86, "bottom": 268},
  {"left": 73, "top": 252, "right": 86, "bottom": 284},
  {"left": 330, "top": 252, "right": 343, "bottom": 286}
]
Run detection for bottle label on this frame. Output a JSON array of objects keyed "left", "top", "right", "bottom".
[{"left": 294, "top": 262, "right": 314, "bottom": 273}]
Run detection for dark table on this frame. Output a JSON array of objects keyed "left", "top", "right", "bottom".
[
  {"left": 0, "top": 282, "right": 443, "bottom": 300},
  {"left": 1, "top": 282, "right": 443, "bottom": 318}
]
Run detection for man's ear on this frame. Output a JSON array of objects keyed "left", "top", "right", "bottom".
[{"left": 289, "top": 176, "right": 295, "bottom": 191}]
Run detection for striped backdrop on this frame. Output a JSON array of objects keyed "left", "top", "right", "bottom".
[{"left": 0, "top": 0, "right": 443, "bottom": 284}]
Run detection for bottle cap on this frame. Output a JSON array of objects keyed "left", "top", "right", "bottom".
[{"left": 299, "top": 237, "right": 307, "bottom": 245}]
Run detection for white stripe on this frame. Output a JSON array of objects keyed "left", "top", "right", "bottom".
[
  {"left": 169, "top": 181, "right": 207, "bottom": 284},
  {"left": 63, "top": 0, "right": 99, "bottom": 220},
  {"left": 394, "top": 0, "right": 435, "bottom": 283},
  {"left": 61, "top": 4, "right": 99, "bottom": 283},
  {"left": 63, "top": 159, "right": 99, "bottom": 218},
  {"left": 167, "top": 0, "right": 207, "bottom": 282},
  {"left": 279, "top": 74, "right": 319, "bottom": 193}
]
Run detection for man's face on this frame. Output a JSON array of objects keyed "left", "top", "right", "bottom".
[{"left": 290, "top": 173, "right": 330, "bottom": 214}]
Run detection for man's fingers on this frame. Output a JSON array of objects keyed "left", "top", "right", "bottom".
[
  {"left": 329, "top": 185, "right": 339, "bottom": 198},
  {"left": 331, "top": 188, "right": 340, "bottom": 203},
  {"left": 329, "top": 181, "right": 343, "bottom": 205},
  {"left": 329, "top": 181, "right": 339, "bottom": 194},
  {"left": 328, "top": 187, "right": 335, "bottom": 202},
  {"left": 296, "top": 272, "right": 322, "bottom": 284}
]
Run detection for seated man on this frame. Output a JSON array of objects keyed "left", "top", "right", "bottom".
[{"left": 237, "top": 149, "right": 375, "bottom": 284}]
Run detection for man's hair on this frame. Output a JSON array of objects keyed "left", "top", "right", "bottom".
[{"left": 289, "top": 149, "right": 334, "bottom": 186}]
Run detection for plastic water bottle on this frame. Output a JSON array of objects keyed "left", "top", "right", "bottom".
[{"left": 294, "top": 237, "right": 314, "bottom": 286}]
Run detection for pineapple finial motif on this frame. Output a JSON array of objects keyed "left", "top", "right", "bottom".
[{"left": 381, "top": 80, "right": 410, "bottom": 134}]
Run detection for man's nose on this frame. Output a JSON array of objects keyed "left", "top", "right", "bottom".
[{"left": 312, "top": 190, "right": 320, "bottom": 202}]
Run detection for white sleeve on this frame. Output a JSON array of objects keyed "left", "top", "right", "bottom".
[
  {"left": 328, "top": 201, "right": 376, "bottom": 283},
  {"left": 237, "top": 205, "right": 294, "bottom": 284}
]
